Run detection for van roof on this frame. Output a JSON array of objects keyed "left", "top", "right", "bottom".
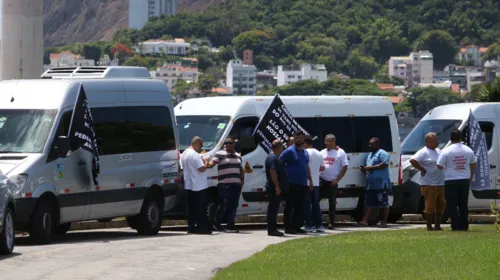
[
  {"left": 175, "top": 95, "right": 394, "bottom": 118},
  {"left": 422, "top": 102, "right": 500, "bottom": 121},
  {"left": 0, "top": 79, "right": 169, "bottom": 110}
]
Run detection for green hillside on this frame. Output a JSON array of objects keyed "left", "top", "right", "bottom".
[{"left": 114, "top": 0, "right": 500, "bottom": 76}]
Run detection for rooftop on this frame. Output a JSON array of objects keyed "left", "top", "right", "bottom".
[{"left": 142, "top": 38, "right": 189, "bottom": 44}]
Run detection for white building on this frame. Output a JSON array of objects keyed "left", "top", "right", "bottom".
[
  {"left": 277, "top": 64, "right": 328, "bottom": 86},
  {"left": 389, "top": 51, "right": 433, "bottom": 87},
  {"left": 151, "top": 63, "right": 199, "bottom": 91},
  {"left": 226, "top": 59, "right": 257, "bottom": 95},
  {"left": 48, "top": 51, "right": 95, "bottom": 67},
  {"left": 136, "top": 38, "right": 190, "bottom": 56},
  {"left": 458, "top": 46, "right": 488, "bottom": 66},
  {"left": 129, "top": 0, "right": 177, "bottom": 29}
]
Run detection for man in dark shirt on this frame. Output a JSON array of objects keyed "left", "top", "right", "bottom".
[
  {"left": 265, "top": 140, "right": 288, "bottom": 237},
  {"left": 280, "top": 130, "right": 314, "bottom": 234}
]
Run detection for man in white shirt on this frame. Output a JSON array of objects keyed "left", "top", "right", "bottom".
[
  {"left": 180, "top": 136, "right": 212, "bottom": 235},
  {"left": 437, "top": 129, "right": 476, "bottom": 231},
  {"left": 320, "top": 134, "right": 349, "bottom": 230},
  {"left": 302, "top": 135, "right": 326, "bottom": 233},
  {"left": 409, "top": 132, "right": 446, "bottom": 231}
]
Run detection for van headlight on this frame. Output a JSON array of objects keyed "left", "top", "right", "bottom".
[
  {"left": 402, "top": 166, "right": 418, "bottom": 184},
  {"left": 8, "top": 174, "right": 28, "bottom": 194}
]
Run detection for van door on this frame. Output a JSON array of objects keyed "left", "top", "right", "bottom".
[
  {"left": 469, "top": 121, "right": 498, "bottom": 210},
  {"left": 48, "top": 110, "right": 91, "bottom": 223}
]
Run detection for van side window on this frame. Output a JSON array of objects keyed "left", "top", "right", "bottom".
[
  {"left": 229, "top": 117, "right": 259, "bottom": 156},
  {"left": 462, "top": 122, "right": 494, "bottom": 150},
  {"left": 352, "top": 116, "right": 393, "bottom": 152},
  {"left": 47, "top": 111, "right": 73, "bottom": 162},
  {"left": 318, "top": 117, "right": 355, "bottom": 153},
  {"left": 295, "top": 117, "right": 322, "bottom": 150}
]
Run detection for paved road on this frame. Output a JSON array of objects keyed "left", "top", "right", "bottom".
[{"left": 0, "top": 224, "right": 424, "bottom": 280}]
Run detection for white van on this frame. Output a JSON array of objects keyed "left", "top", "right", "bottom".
[
  {"left": 0, "top": 66, "right": 181, "bottom": 244},
  {"left": 173, "top": 96, "right": 403, "bottom": 225},
  {"left": 401, "top": 103, "right": 500, "bottom": 219}
]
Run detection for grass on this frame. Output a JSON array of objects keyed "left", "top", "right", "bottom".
[{"left": 214, "top": 226, "right": 500, "bottom": 280}]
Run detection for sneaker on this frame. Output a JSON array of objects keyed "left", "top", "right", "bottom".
[
  {"left": 295, "top": 228, "right": 307, "bottom": 234},
  {"left": 213, "top": 225, "right": 225, "bottom": 232},
  {"left": 285, "top": 229, "right": 297, "bottom": 235},
  {"left": 303, "top": 226, "right": 314, "bottom": 233},
  {"left": 268, "top": 230, "right": 285, "bottom": 237},
  {"left": 316, "top": 226, "right": 326, "bottom": 233},
  {"left": 328, "top": 224, "right": 334, "bottom": 230}
]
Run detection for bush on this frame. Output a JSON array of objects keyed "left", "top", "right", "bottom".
[{"left": 492, "top": 201, "right": 500, "bottom": 232}]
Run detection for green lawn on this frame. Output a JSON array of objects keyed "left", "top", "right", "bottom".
[{"left": 215, "top": 226, "right": 500, "bottom": 280}]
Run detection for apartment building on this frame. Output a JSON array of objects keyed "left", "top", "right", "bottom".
[
  {"left": 388, "top": 51, "right": 433, "bottom": 87},
  {"left": 129, "top": 0, "right": 177, "bottom": 29},
  {"left": 151, "top": 63, "right": 199, "bottom": 91},
  {"left": 277, "top": 64, "right": 328, "bottom": 86},
  {"left": 48, "top": 51, "right": 95, "bottom": 67},
  {"left": 226, "top": 54, "right": 257, "bottom": 95},
  {"left": 458, "top": 46, "right": 488, "bottom": 66},
  {"left": 137, "top": 38, "right": 190, "bottom": 56}
]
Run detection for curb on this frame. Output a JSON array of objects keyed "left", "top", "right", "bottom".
[{"left": 69, "top": 214, "right": 497, "bottom": 231}]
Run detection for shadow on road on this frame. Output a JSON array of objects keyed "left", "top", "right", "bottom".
[
  {"left": 15, "top": 230, "right": 186, "bottom": 247},
  {"left": 0, "top": 252, "right": 22, "bottom": 261}
]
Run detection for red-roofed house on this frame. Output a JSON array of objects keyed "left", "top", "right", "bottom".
[
  {"left": 151, "top": 63, "right": 199, "bottom": 91},
  {"left": 451, "top": 84, "right": 460, "bottom": 93},
  {"left": 49, "top": 51, "right": 95, "bottom": 67},
  {"left": 458, "top": 46, "right": 488, "bottom": 66}
]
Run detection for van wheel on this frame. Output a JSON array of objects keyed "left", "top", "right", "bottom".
[
  {"left": 350, "top": 196, "right": 381, "bottom": 226},
  {"left": 0, "top": 208, "right": 15, "bottom": 255},
  {"left": 136, "top": 191, "right": 164, "bottom": 235},
  {"left": 29, "top": 199, "right": 54, "bottom": 244},
  {"left": 54, "top": 223, "right": 71, "bottom": 235},
  {"left": 387, "top": 213, "right": 403, "bottom": 223}
]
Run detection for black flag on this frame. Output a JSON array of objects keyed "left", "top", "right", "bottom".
[
  {"left": 68, "top": 84, "right": 100, "bottom": 186},
  {"left": 252, "top": 94, "right": 308, "bottom": 154}
]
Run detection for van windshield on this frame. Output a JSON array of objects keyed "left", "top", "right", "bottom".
[
  {"left": 0, "top": 109, "right": 57, "bottom": 153},
  {"left": 176, "top": 115, "right": 230, "bottom": 151},
  {"left": 401, "top": 119, "right": 462, "bottom": 155}
]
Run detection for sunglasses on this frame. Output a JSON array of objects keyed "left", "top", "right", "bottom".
[{"left": 225, "top": 142, "right": 235, "bottom": 145}]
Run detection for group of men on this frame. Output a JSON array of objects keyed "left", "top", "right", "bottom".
[
  {"left": 181, "top": 130, "right": 394, "bottom": 236},
  {"left": 409, "top": 129, "right": 476, "bottom": 231}
]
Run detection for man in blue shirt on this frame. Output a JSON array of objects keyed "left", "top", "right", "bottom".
[
  {"left": 265, "top": 140, "right": 288, "bottom": 237},
  {"left": 280, "top": 130, "right": 314, "bottom": 234},
  {"left": 360, "top": 137, "right": 391, "bottom": 228}
]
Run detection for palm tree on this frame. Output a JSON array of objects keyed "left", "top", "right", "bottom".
[{"left": 477, "top": 77, "right": 500, "bottom": 102}]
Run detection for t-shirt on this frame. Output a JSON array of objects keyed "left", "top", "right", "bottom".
[
  {"left": 437, "top": 143, "right": 477, "bottom": 181},
  {"left": 411, "top": 147, "right": 444, "bottom": 186},
  {"left": 280, "top": 145, "right": 310, "bottom": 186},
  {"left": 265, "top": 153, "right": 289, "bottom": 192},
  {"left": 212, "top": 150, "right": 243, "bottom": 185},
  {"left": 320, "top": 147, "right": 349, "bottom": 182},
  {"left": 181, "top": 148, "right": 208, "bottom": 191},
  {"left": 306, "top": 148, "right": 325, "bottom": 187},
  {"left": 365, "top": 149, "right": 391, "bottom": 190}
]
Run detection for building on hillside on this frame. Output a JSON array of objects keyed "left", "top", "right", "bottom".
[
  {"left": 226, "top": 53, "right": 258, "bottom": 95},
  {"left": 48, "top": 51, "right": 95, "bottom": 68},
  {"left": 151, "top": 63, "right": 199, "bottom": 92},
  {"left": 136, "top": 38, "right": 190, "bottom": 56},
  {"left": 129, "top": 0, "right": 177, "bottom": 29},
  {"left": 277, "top": 64, "right": 328, "bottom": 86},
  {"left": 97, "top": 55, "right": 119, "bottom": 66},
  {"left": 256, "top": 70, "right": 277, "bottom": 88},
  {"left": 458, "top": 46, "right": 488, "bottom": 66},
  {"left": 389, "top": 51, "right": 433, "bottom": 87}
]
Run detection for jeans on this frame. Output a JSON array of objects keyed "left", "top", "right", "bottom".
[
  {"left": 304, "top": 186, "right": 322, "bottom": 228},
  {"left": 445, "top": 179, "right": 470, "bottom": 231},
  {"left": 266, "top": 185, "right": 281, "bottom": 232},
  {"left": 284, "top": 183, "right": 308, "bottom": 231},
  {"left": 320, "top": 180, "right": 338, "bottom": 226},
  {"left": 187, "top": 189, "right": 209, "bottom": 232},
  {"left": 214, "top": 183, "right": 242, "bottom": 229}
]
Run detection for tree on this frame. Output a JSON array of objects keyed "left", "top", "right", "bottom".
[
  {"left": 111, "top": 43, "right": 133, "bottom": 64},
  {"left": 82, "top": 43, "right": 102, "bottom": 63},
  {"left": 232, "top": 30, "right": 271, "bottom": 56},
  {"left": 123, "top": 56, "right": 148, "bottom": 68},
  {"left": 483, "top": 43, "right": 500, "bottom": 62},
  {"left": 415, "top": 30, "right": 458, "bottom": 69},
  {"left": 197, "top": 74, "right": 219, "bottom": 96},
  {"left": 403, "top": 87, "right": 464, "bottom": 118},
  {"left": 217, "top": 45, "right": 235, "bottom": 63},
  {"left": 174, "top": 79, "right": 195, "bottom": 103},
  {"left": 361, "top": 19, "right": 410, "bottom": 64},
  {"left": 276, "top": 79, "right": 323, "bottom": 96},
  {"left": 375, "top": 74, "right": 405, "bottom": 86},
  {"left": 344, "top": 50, "right": 379, "bottom": 79},
  {"left": 254, "top": 55, "right": 274, "bottom": 70},
  {"left": 477, "top": 78, "right": 500, "bottom": 102}
]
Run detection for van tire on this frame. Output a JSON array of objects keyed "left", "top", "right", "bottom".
[
  {"left": 29, "top": 199, "right": 54, "bottom": 245},
  {"left": 0, "top": 208, "right": 15, "bottom": 255},
  {"left": 387, "top": 213, "right": 403, "bottom": 223},
  {"left": 126, "top": 216, "right": 138, "bottom": 230},
  {"left": 136, "top": 191, "right": 164, "bottom": 235},
  {"left": 54, "top": 223, "right": 71, "bottom": 235}
]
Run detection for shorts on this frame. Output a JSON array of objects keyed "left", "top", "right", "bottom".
[
  {"left": 420, "top": 186, "right": 446, "bottom": 214},
  {"left": 365, "top": 189, "right": 389, "bottom": 208}
]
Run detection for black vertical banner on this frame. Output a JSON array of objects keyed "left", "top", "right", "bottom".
[
  {"left": 252, "top": 94, "right": 307, "bottom": 154},
  {"left": 68, "top": 84, "right": 100, "bottom": 186}
]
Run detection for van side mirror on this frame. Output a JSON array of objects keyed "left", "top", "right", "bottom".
[
  {"left": 234, "top": 139, "right": 242, "bottom": 153},
  {"left": 54, "top": 136, "right": 71, "bottom": 158}
]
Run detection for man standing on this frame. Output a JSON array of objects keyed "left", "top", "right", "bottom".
[
  {"left": 287, "top": 136, "right": 295, "bottom": 148},
  {"left": 360, "top": 137, "right": 391, "bottom": 227},
  {"left": 180, "top": 136, "right": 212, "bottom": 234},
  {"left": 410, "top": 132, "right": 446, "bottom": 231},
  {"left": 437, "top": 129, "right": 476, "bottom": 231},
  {"left": 208, "top": 136, "right": 244, "bottom": 233},
  {"left": 280, "top": 130, "right": 314, "bottom": 234},
  {"left": 320, "top": 134, "right": 349, "bottom": 230},
  {"left": 265, "top": 140, "right": 288, "bottom": 237},
  {"left": 303, "top": 135, "right": 325, "bottom": 232}
]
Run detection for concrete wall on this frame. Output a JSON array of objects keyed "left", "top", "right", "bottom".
[{"left": 1, "top": 0, "right": 44, "bottom": 80}]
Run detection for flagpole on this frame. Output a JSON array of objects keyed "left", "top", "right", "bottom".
[{"left": 66, "top": 83, "right": 83, "bottom": 138}]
